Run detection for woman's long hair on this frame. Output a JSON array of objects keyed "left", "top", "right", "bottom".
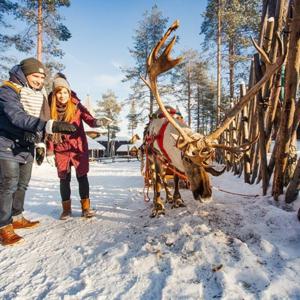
[{"left": 51, "top": 87, "right": 77, "bottom": 122}]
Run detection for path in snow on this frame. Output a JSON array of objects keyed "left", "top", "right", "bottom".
[{"left": 0, "top": 160, "right": 299, "bottom": 299}]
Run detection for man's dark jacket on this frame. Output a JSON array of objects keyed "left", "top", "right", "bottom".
[{"left": 0, "top": 65, "right": 47, "bottom": 163}]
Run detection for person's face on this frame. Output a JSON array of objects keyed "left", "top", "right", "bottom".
[
  {"left": 26, "top": 73, "right": 45, "bottom": 90},
  {"left": 56, "top": 87, "right": 70, "bottom": 104}
]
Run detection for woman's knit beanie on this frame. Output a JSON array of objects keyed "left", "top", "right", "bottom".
[{"left": 52, "top": 73, "right": 71, "bottom": 92}]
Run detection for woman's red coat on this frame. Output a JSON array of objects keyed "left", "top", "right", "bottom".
[{"left": 47, "top": 94, "right": 97, "bottom": 179}]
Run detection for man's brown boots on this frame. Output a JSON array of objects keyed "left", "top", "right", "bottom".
[
  {"left": 12, "top": 216, "right": 40, "bottom": 229},
  {"left": 0, "top": 224, "right": 23, "bottom": 246}
]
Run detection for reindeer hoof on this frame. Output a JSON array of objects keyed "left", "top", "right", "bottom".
[
  {"left": 171, "top": 198, "right": 185, "bottom": 208},
  {"left": 200, "top": 197, "right": 212, "bottom": 203},
  {"left": 150, "top": 209, "right": 165, "bottom": 218},
  {"left": 167, "top": 198, "right": 174, "bottom": 204},
  {"left": 150, "top": 212, "right": 157, "bottom": 218}
]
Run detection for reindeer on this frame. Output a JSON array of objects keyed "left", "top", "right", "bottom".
[
  {"left": 142, "top": 106, "right": 190, "bottom": 213},
  {"left": 141, "top": 21, "right": 286, "bottom": 217}
]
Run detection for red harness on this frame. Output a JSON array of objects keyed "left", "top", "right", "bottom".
[
  {"left": 155, "top": 120, "right": 172, "bottom": 162},
  {"left": 144, "top": 117, "right": 187, "bottom": 180}
]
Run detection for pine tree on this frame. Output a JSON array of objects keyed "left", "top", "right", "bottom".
[
  {"left": 201, "top": 0, "right": 260, "bottom": 98},
  {"left": 171, "top": 50, "right": 206, "bottom": 127},
  {"left": 0, "top": 0, "right": 71, "bottom": 82},
  {"left": 14, "top": 0, "right": 71, "bottom": 60},
  {"left": 127, "top": 100, "right": 139, "bottom": 136},
  {"left": 122, "top": 5, "right": 168, "bottom": 116},
  {"left": 0, "top": 0, "right": 19, "bottom": 78},
  {"left": 95, "top": 90, "right": 122, "bottom": 138}
]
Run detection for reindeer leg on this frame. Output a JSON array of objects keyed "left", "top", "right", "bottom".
[
  {"left": 172, "top": 174, "right": 185, "bottom": 208},
  {"left": 150, "top": 164, "right": 165, "bottom": 217},
  {"left": 160, "top": 168, "right": 173, "bottom": 204}
]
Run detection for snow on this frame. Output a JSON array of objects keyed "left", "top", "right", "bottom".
[{"left": 1, "top": 161, "right": 300, "bottom": 299}]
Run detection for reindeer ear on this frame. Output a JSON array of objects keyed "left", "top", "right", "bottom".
[{"left": 170, "top": 133, "right": 179, "bottom": 142}]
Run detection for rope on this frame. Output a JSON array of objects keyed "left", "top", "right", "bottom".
[
  {"left": 143, "top": 146, "right": 151, "bottom": 202},
  {"left": 143, "top": 183, "right": 151, "bottom": 202},
  {"left": 142, "top": 132, "right": 258, "bottom": 200},
  {"left": 212, "top": 186, "right": 259, "bottom": 198}
]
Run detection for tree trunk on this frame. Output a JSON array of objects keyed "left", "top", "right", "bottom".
[
  {"left": 229, "top": 99, "right": 238, "bottom": 174},
  {"left": 37, "top": 0, "right": 43, "bottom": 61},
  {"left": 254, "top": 54, "right": 269, "bottom": 195},
  {"left": 273, "top": 1, "right": 300, "bottom": 200},
  {"left": 229, "top": 40, "right": 235, "bottom": 99},
  {"left": 216, "top": 0, "right": 222, "bottom": 125},
  {"left": 196, "top": 86, "right": 200, "bottom": 132},
  {"left": 285, "top": 156, "right": 300, "bottom": 203},
  {"left": 240, "top": 83, "right": 251, "bottom": 183},
  {"left": 150, "top": 91, "right": 154, "bottom": 115},
  {"left": 187, "top": 69, "right": 191, "bottom": 127}
]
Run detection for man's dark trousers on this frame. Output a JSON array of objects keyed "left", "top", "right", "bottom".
[{"left": 0, "top": 159, "right": 33, "bottom": 227}]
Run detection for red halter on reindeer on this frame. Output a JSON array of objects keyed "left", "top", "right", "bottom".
[{"left": 141, "top": 20, "right": 286, "bottom": 217}]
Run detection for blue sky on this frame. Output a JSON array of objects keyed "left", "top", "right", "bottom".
[
  {"left": 8, "top": 0, "right": 208, "bottom": 136},
  {"left": 58, "top": 0, "right": 208, "bottom": 136}
]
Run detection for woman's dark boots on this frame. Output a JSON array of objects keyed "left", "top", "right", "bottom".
[{"left": 60, "top": 200, "right": 72, "bottom": 220}]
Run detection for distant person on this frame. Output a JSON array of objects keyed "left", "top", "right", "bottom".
[
  {"left": 46, "top": 73, "right": 111, "bottom": 220},
  {"left": 0, "top": 58, "right": 77, "bottom": 246}
]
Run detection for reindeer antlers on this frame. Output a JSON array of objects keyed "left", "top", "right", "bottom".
[
  {"left": 141, "top": 20, "right": 192, "bottom": 144},
  {"left": 147, "top": 20, "right": 183, "bottom": 80}
]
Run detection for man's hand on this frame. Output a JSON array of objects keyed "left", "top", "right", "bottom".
[
  {"left": 35, "top": 142, "right": 46, "bottom": 166},
  {"left": 23, "top": 132, "right": 36, "bottom": 144},
  {"left": 95, "top": 116, "right": 113, "bottom": 127}
]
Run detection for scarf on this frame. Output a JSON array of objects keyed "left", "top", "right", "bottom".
[{"left": 52, "top": 102, "right": 67, "bottom": 145}]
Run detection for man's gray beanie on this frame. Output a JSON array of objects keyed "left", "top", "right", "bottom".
[{"left": 52, "top": 73, "right": 71, "bottom": 92}]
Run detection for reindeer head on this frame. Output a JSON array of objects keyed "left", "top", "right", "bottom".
[{"left": 141, "top": 20, "right": 286, "bottom": 201}]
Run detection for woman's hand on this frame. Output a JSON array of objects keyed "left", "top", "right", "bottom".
[{"left": 95, "top": 117, "right": 113, "bottom": 127}]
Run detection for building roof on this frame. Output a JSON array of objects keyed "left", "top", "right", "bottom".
[
  {"left": 95, "top": 135, "right": 130, "bottom": 142},
  {"left": 116, "top": 142, "right": 141, "bottom": 152},
  {"left": 83, "top": 122, "right": 107, "bottom": 134},
  {"left": 87, "top": 136, "right": 105, "bottom": 150}
]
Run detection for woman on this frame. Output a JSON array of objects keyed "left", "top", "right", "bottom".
[{"left": 47, "top": 73, "right": 111, "bottom": 220}]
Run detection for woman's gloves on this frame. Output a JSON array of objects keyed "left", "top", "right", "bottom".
[
  {"left": 45, "top": 120, "right": 77, "bottom": 134},
  {"left": 95, "top": 116, "right": 113, "bottom": 127}
]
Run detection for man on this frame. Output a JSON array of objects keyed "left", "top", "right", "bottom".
[{"left": 0, "top": 57, "right": 77, "bottom": 246}]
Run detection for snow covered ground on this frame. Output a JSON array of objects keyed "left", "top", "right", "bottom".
[{"left": 0, "top": 160, "right": 300, "bottom": 299}]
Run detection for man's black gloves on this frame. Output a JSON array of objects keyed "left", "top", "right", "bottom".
[
  {"left": 35, "top": 143, "right": 46, "bottom": 166},
  {"left": 52, "top": 121, "right": 77, "bottom": 134},
  {"left": 23, "top": 132, "right": 36, "bottom": 144}
]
